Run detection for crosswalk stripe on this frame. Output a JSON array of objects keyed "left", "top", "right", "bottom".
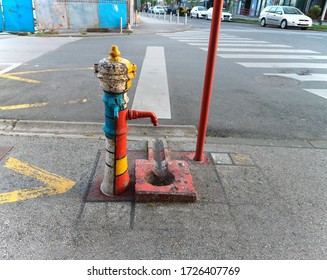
[
  {"left": 200, "top": 47, "right": 319, "bottom": 53},
  {"left": 215, "top": 48, "right": 319, "bottom": 53},
  {"left": 174, "top": 37, "right": 209, "bottom": 39},
  {"left": 219, "top": 54, "right": 327, "bottom": 59},
  {"left": 0, "top": 63, "right": 21, "bottom": 75},
  {"left": 237, "top": 62, "right": 327, "bottom": 68},
  {"left": 159, "top": 30, "right": 326, "bottom": 101},
  {"left": 178, "top": 39, "right": 209, "bottom": 42},
  {"left": 132, "top": 46, "right": 171, "bottom": 119},
  {"left": 263, "top": 73, "right": 327, "bottom": 82},
  {"left": 218, "top": 44, "right": 291, "bottom": 47},
  {"left": 303, "top": 89, "right": 327, "bottom": 100},
  {"left": 219, "top": 40, "right": 269, "bottom": 43},
  {"left": 188, "top": 43, "right": 209, "bottom": 46}
]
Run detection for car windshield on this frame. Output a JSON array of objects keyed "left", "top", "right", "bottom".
[
  {"left": 198, "top": 7, "right": 207, "bottom": 11},
  {"left": 283, "top": 7, "right": 303, "bottom": 15}
]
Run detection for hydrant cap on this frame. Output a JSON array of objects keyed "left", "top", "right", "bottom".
[
  {"left": 109, "top": 45, "right": 121, "bottom": 61},
  {"left": 95, "top": 45, "right": 137, "bottom": 93}
]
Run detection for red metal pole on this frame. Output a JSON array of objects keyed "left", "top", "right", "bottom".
[{"left": 194, "top": 1, "right": 224, "bottom": 161}]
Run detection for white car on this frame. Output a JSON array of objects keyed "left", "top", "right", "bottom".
[
  {"left": 190, "top": 6, "right": 208, "bottom": 19},
  {"left": 152, "top": 6, "right": 165, "bottom": 14},
  {"left": 259, "top": 6, "right": 312, "bottom": 29},
  {"left": 205, "top": 7, "right": 232, "bottom": 21}
]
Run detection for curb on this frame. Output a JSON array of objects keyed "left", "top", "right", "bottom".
[
  {"left": 0, "top": 119, "right": 197, "bottom": 140},
  {"left": 1, "top": 119, "right": 327, "bottom": 149}
]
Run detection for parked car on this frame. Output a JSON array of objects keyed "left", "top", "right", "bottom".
[
  {"left": 259, "top": 6, "right": 312, "bottom": 30},
  {"left": 163, "top": 6, "right": 172, "bottom": 14},
  {"left": 152, "top": 6, "right": 165, "bottom": 14},
  {"left": 205, "top": 7, "right": 232, "bottom": 21},
  {"left": 172, "top": 6, "right": 191, "bottom": 16},
  {"left": 190, "top": 6, "right": 208, "bottom": 19}
]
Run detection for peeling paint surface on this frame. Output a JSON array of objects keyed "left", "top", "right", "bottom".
[
  {"left": 68, "top": 3, "right": 98, "bottom": 29},
  {"left": 34, "top": 0, "right": 68, "bottom": 30},
  {"left": 34, "top": 0, "right": 127, "bottom": 30}
]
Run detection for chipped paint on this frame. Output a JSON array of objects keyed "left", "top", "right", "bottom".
[{"left": 33, "top": 0, "right": 127, "bottom": 30}]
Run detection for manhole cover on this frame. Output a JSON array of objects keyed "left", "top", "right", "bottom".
[{"left": 255, "top": 75, "right": 300, "bottom": 87}]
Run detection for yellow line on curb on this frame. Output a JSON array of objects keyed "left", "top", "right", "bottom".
[
  {"left": 0, "top": 157, "right": 76, "bottom": 204},
  {"left": 0, "top": 102, "right": 48, "bottom": 111}
]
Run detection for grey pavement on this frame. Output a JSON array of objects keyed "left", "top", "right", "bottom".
[
  {"left": 1, "top": 15, "right": 327, "bottom": 260},
  {"left": 0, "top": 120, "right": 327, "bottom": 259}
]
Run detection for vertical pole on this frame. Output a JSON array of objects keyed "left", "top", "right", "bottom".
[
  {"left": 170, "top": 12, "right": 172, "bottom": 22},
  {"left": 177, "top": 11, "right": 179, "bottom": 24},
  {"left": 194, "top": 1, "right": 224, "bottom": 161},
  {"left": 120, "top": 17, "right": 122, "bottom": 33},
  {"left": 321, "top": 0, "right": 327, "bottom": 24},
  {"left": 185, "top": 13, "right": 187, "bottom": 25}
]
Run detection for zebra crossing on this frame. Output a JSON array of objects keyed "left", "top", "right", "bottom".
[{"left": 160, "top": 30, "right": 327, "bottom": 100}]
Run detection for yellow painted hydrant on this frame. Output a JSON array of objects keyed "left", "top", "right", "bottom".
[{"left": 94, "top": 45, "right": 158, "bottom": 196}]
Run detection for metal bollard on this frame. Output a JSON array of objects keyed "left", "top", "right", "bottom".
[
  {"left": 94, "top": 46, "right": 158, "bottom": 196},
  {"left": 185, "top": 14, "right": 188, "bottom": 25}
]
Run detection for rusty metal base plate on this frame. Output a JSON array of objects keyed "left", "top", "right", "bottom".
[
  {"left": 0, "top": 147, "right": 13, "bottom": 162},
  {"left": 135, "top": 153, "right": 197, "bottom": 203}
]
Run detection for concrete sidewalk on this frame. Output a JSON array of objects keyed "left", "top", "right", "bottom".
[{"left": 0, "top": 121, "right": 326, "bottom": 259}]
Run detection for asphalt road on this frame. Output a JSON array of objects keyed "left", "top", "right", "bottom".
[{"left": 0, "top": 20, "right": 326, "bottom": 141}]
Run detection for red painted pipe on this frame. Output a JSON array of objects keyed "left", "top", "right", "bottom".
[{"left": 194, "top": 1, "right": 224, "bottom": 161}]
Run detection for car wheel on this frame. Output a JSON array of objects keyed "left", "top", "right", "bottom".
[
  {"left": 280, "top": 19, "right": 287, "bottom": 29},
  {"left": 260, "top": 18, "right": 266, "bottom": 27},
  {"left": 301, "top": 27, "right": 307, "bottom": 30}
]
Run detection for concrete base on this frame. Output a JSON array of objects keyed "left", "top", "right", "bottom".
[
  {"left": 135, "top": 157, "right": 196, "bottom": 202},
  {"left": 135, "top": 140, "right": 197, "bottom": 202}
]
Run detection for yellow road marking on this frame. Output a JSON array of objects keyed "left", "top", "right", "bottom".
[
  {"left": 64, "top": 98, "right": 88, "bottom": 105},
  {"left": 0, "top": 67, "right": 93, "bottom": 84},
  {"left": 0, "top": 102, "right": 48, "bottom": 111},
  {"left": 0, "top": 157, "right": 76, "bottom": 204},
  {"left": 0, "top": 74, "right": 41, "bottom": 84},
  {"left": 8, "top": 67, "right": 93, "bottom": 75}
]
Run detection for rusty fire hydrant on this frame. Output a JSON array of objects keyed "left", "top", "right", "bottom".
[{"left": 94, "top": 45, "right": 158, "bottom": 196}]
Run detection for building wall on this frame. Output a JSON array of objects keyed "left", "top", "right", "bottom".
[
  {"left": 34, "top": 0, "right": 127, "bottom": 31},
  {"left": 0, "top": 0, "right": 34, "bottom": 32}
]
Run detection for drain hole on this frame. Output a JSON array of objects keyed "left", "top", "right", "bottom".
[{"left": 145, "top": 171, "right": 175, "bottom": 186}]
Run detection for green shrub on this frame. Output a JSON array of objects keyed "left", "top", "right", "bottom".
[{"left": 308, "top": 5, "right": 321, "bottom": 19}]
